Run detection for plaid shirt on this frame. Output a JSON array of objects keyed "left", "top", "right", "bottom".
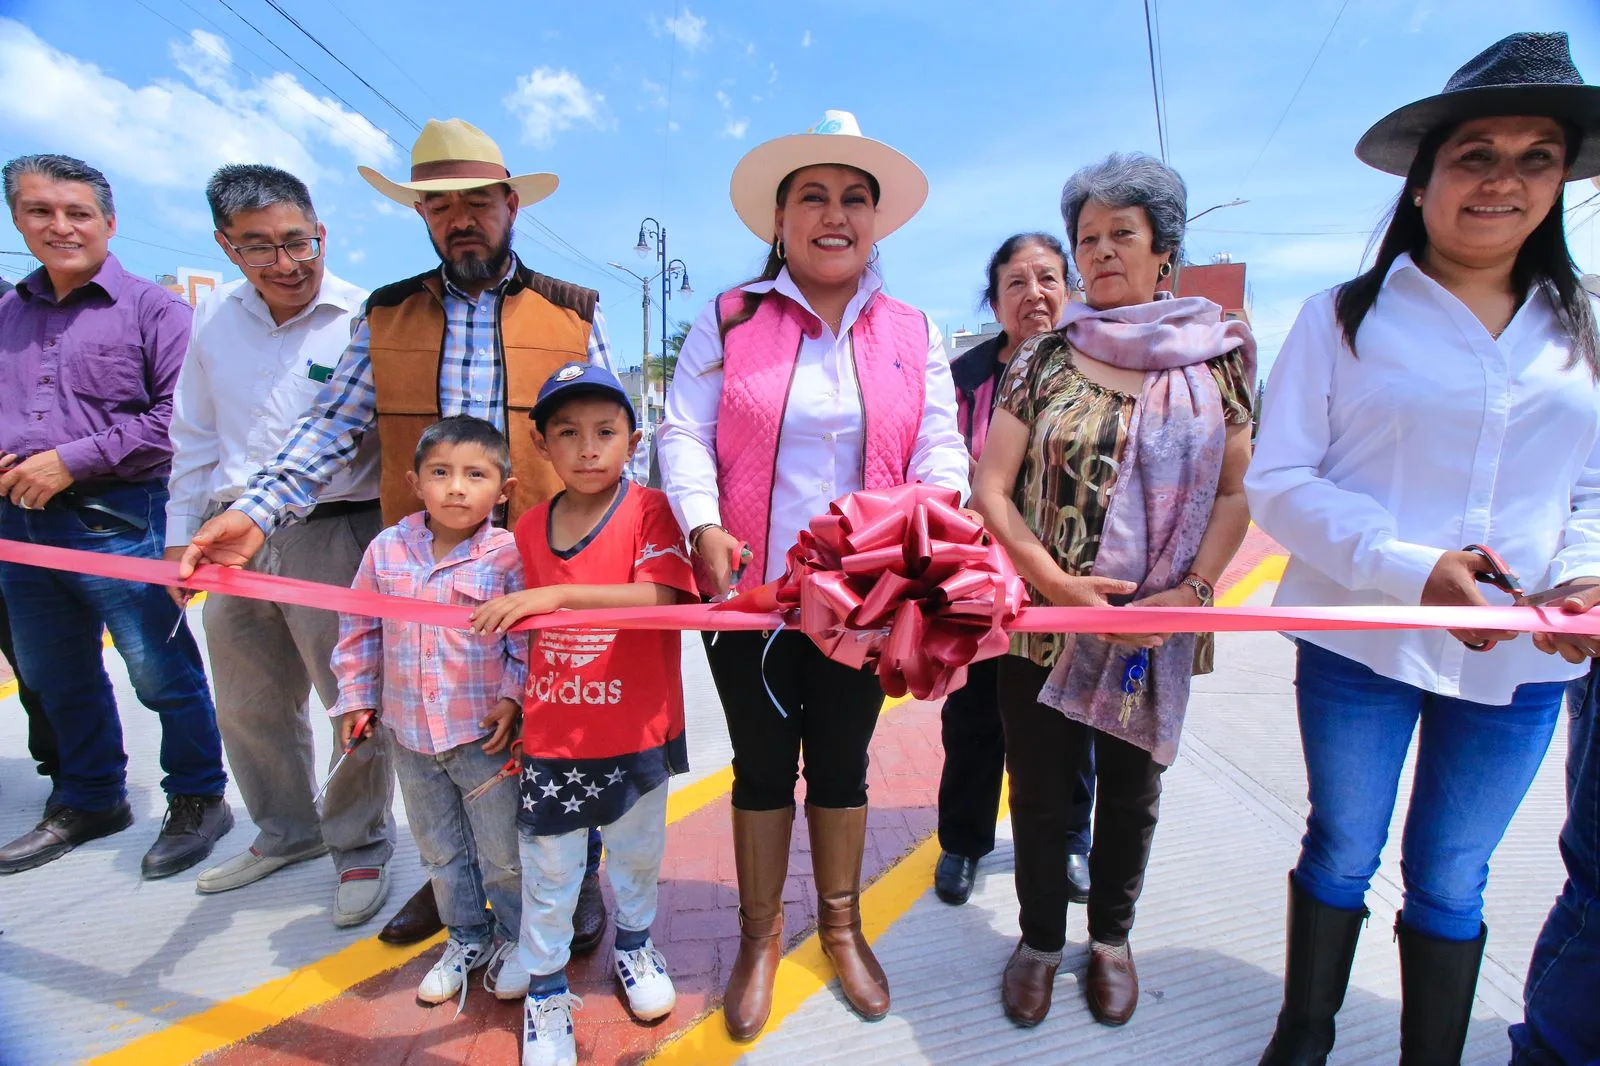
[
  {"left": 331, "top": 513, "right": 528, "bottom": 756},
  {"left": 236, "top": 256, "right": 613, "bottom": 533}
]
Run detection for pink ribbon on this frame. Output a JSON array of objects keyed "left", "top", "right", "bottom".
[{"left": 2, "top": 515, "right": 1598, "bottom": 704}]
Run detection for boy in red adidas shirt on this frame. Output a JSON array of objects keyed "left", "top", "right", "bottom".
[{"left": 472, "top": 362, "right": 693, "bottom": 1066}]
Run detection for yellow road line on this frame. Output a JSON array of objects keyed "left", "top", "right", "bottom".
[
  {"left": 1218, "top": 554, "right": 1287, "bottom": 608},
  {"left": 650, "top": 786, "right": 1011, "bottom": 1063},
  {"left": 89, "top": 691, "right": 911, "bottom": 1066}
]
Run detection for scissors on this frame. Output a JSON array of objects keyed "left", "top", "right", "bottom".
[
  {"left": 1463, "top": 543, "right": 1524, "bottom": 598},
  {"left": 709, "top": 544, "right": 754, "bottom": 648},
  {"left": 314, "top": 710, "right": 375, "bottom": 804},
  {"left": 464, "top": 739, "right": 525, "bottom": 802}
]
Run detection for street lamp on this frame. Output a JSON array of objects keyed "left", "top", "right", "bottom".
[
  {"left": 1174, "top": 198, "right": 1249, "bottom": 293},
  {"left": 631, "top": 217, "right": 693, "bottom": 424}
]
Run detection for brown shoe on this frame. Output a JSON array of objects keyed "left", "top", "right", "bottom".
[
  {"left": 807, "top": 804, "right": 890, "bottom": 1020},
  {"left": 724, "top": 806, "right": 794, "bottom": 1042},
  {"left": 1001, "top": 940, "right": 1060, "bottom": 1026},
  {"left": 377, "top": 882, "right": 443, "bottom": 945},
  {"left": 570, "top": 871, "right": 608, "bottom": 955},
  {"left": 1086, "top": 940, "right": 1139, "bottom": 1026}
]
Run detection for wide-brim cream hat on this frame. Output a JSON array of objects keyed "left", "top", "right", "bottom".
[
  {"left": 359, "top": 118, "right": 559, "bottom": 206},
  {"left": 729, "top": 110, "right": 928, "bottom": 242}
]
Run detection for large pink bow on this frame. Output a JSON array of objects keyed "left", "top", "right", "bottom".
[{"left": 728, "top": 483, "right": 1029, "bottom": 700}]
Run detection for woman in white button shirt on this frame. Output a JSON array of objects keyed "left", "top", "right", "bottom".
[
  {"left": 1246, "top": 32, "right": 1600, "bottom": 1066},
  {"left": 658, "top": 111, "right": 968, "bottom": 1040}
]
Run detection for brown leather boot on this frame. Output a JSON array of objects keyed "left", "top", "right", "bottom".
[
  {"left": 723, "top": 806, "right": 794, "bottom": 1042},
  {"left": 807, "top": 803, "right": 890, "bottom": 1020}
]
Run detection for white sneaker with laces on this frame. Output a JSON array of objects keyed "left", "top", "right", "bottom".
[
  {"left": 483, "top": 939, "right": 530, "bottom": 1000},
  {"left": 417, "top": 933, "right": 489, "bottom": 1007},
  {"left": 614, "top": 938, "right": 676, "bottom": 1021},
  {"left": 522, "top": 990, "right": 582, "bottom": 1066}
]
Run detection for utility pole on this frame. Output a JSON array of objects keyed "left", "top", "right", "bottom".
[{"left": 607, "top": 262, "right": 656, "bottom": 429}]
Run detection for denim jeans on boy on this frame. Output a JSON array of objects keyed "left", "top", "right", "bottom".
[
  {"left": 388, "top": 730, "right": 522, "bottom": 945},
  {"left": 520, "top": 780, "right": 669, "bottom": 978},
  {"left": 1292, "top": 639, "right": 1563, "bottom": 942},
  {"left": 0, "top": 484, "right": 225, "bottom": 811},
  {"left": 1509, "top": 664, "right": 1600, "bottom": 1065}
]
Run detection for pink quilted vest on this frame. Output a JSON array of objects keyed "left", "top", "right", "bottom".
[{"left": 716, "top": 286, "right": 928, "bottom": 591}]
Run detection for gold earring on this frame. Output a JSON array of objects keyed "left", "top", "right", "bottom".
[
  {"left": 1413, "top": 195, "right": 1423, "bottom": 207},
  {"left": 1158, "top": 261, "right": 1172, "bottom": 279},
  {"left": 775, "top": 237, "right": 785, "bottom": 260}
]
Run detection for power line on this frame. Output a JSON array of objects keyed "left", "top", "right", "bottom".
[
  {"left": 210, "top": 0, "right": 410, "bottom": 153},
  {"left": 255, "top": 0, "right": 422, "bottom": 131},
  {"left": 1141, "top": 0, "right": 1167, "bottom": 162},
  {"left": 1151, "top": 0, "right": 1172, "bottom": 162},
  {"left": 1190, "top": 226, "right": 1371, "bottom": 236},
  {"left": 114, "top": 233, "right": 231, "bottom": 264},
  {"left": 1231, "top": 0, "right": 1351, "bottom": 198},
  {"left": 321, "top": 0, "right": 444, "bottom": 112}
]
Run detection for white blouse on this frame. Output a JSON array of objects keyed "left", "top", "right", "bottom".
[
  {"left": 658, "top": 266, "right": 970, "bottom": 583},
  {"left": 1244, "top": 253, "right": 1600, "bottom": 703}
]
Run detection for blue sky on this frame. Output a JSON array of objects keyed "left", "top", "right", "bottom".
[{"left": 2, "top": 0, "right": 1598, "bottom": 375}]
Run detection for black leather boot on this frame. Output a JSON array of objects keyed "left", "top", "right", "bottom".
[
  {"left": 1397, "top": 915, "right": 1486, "bottom": 1066},
  {"left": 1258, "top": 873, "right": 1368, "bottom": 1066}
]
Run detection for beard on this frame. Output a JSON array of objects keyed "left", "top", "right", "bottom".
[{"left": 434, "top": 226, "right": 513, "bottom": 289}]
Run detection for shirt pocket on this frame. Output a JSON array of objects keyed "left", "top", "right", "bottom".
[
  {"left": 375, "top": 569, "right": 416, "bottom": 597},
  {"left": 67, "top": 343, "right": 147, "bottom": 404},
  {"left": 451, "top": 569, "right": 500, "bottom": 607}
]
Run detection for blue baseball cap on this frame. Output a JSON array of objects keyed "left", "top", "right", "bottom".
[{"left": 530, "top": 361, "right": 637, "bottom": 431}]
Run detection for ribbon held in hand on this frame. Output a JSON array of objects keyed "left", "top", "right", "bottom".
[{"left": 728, "top": 483, "right": 1028, "bottom": 700}]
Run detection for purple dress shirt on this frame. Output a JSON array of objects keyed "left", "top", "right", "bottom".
[{"left": 0, "top": 254, "right": 192, "bottom": 483}]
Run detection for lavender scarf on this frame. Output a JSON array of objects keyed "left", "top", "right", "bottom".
[{"left": 1036, "top": 294, "right": 1256, "bottom": 764}]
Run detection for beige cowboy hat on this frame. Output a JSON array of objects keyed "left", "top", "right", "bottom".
[
  {"left": 729, "top": 110, "right": 928, "bottom": 243},
  {"left": 359, "top": 118, "right": 559, "bottom": 206}
]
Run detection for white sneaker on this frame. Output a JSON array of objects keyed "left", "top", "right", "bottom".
[
  {"left": 483, "top": 939, "right": 530, "bottom": 1001},
  {"left": 417, "top": 933, "right": 489, "bottom": 1007},
  {"left": 522, "top": 990, "right": 582, "bottom": 1066},
  {"left": 614, "top": 938, "right": 676, "bottom": 1021}
]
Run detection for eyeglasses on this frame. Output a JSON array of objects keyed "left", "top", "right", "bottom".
[{"left": 226, "top": 237, "right": 322, "bottom": 268}]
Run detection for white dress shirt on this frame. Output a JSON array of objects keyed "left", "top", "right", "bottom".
[
  {"left": 165, "top": 272, "right": 380, "bottom": 547},
  {"left": 659, "top": 266, "right": 970, "bottom": 583},
  {"left": 1245, "top": 252, "right": 1600, "bottom": 703}
]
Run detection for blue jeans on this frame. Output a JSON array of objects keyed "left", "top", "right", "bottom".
[
  {"left": 388, "top": 729, "right": 522, "bottom": 944},
  {"left": 0, "top": 484, "right": 224, "bottom": 810},
  {"left": 1510, "top": 666, "right": 1600, "bottom": 1065},
  {"left": 1292, "top": 640, "right": 1563, "bottom": 942}
]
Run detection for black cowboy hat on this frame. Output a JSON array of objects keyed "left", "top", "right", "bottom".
[{"left": 1356, "top": 31, "right": 1600, "bottom": 179}]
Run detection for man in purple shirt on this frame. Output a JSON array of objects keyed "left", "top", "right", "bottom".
[{"left": 0, "top": 154, "right": 231, "bottom": 880}]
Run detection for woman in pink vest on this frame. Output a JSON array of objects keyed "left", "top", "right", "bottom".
[{"left": 658, "top": 110, "right": 968, "bottom": 1040}]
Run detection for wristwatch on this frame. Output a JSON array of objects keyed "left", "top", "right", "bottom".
[{"left": 1182, "top": 573, "right": 1215, "bottom": 606}]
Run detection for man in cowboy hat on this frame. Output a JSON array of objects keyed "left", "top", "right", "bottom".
[{"left": 176, "top": 118, "right": 616, "bottom": 950}]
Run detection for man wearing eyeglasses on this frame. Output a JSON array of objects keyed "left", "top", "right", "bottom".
[
  {"left": 157, "top": 164, "right": 396, "bottom": 926},
  {"left": 0, "top": 154, "right": 230, "bottom": 879}
]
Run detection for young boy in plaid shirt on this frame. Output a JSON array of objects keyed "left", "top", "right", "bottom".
[
  {"left": 472, "top": 363, "right": 694, "bottom": 1066},
  {"left": 331, "top": 415, "right": 528, "bottom": 1009}
]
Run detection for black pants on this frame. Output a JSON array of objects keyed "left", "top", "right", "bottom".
[
  {"left": 999, "top": 655, "right": 1164, "bottom": 951},
  {"left": 0, "top": 584, "right": 57, "bottom": 784},
  {"left": 703, "top": 630, "right": 885, "bottom": 811},
  {"left": 937, "top": 655, "right": 1095, "bottom": 859}
]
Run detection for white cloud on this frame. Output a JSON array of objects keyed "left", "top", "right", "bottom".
[
  {"left": 769, "top": 62, "right": 778, "bottom": 84},
  {"left": 667, "top": 119, "right": 681, "bottom": 133},
  {"left": 347, "top": 248, "right": 367, "bottom": 264},
  {"left": 641, "top": 77, "right": 668, "bottom": 108},
  {"left": 715, "top": 89, "right": 731, "bottom": 110},
  {"left": 746, "top": 42, "right": 756, "bottom": 57},
  {"left": 655, "top": 9, "right": 709, "bottom": 51},
  {"left": 370, "top": 198, "right": 409, "bottom": 217},
  {"left": 0, "top": 20, "right": 396, "bottom": 192},
  {"left": 801, "top": 30, "right": 812, "bottom": 48},
  {"left": 722, "top": 117, "right": 749, "bottom": 139},
  {"left": 502, "top": 66, "right": 608, "bottom": 147},
  {"left": 1408, "top": 5, "right": 1430, "bottom": 33}
]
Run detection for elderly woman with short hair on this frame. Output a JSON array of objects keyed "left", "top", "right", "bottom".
[{"left": 972, "top": 152, "right": 1256, "bottom": 1028}]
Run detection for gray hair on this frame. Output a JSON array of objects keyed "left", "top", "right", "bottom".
[
  {"left": 1059, "top": 152, "right": 1186, "bottom": 263},
  {"left": 3, "top": 154, "right": 115, "bottom": 220},
  {"left": 206, "top": 164, "right": 317, "bottom": 231}
]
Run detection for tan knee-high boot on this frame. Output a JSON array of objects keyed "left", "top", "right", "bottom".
[
  {"left": 724, "top": 806, "right": 795, "bottom": 1042},
  {"left": 807, "top": 803, "right": 890, "bottom": 1020}
]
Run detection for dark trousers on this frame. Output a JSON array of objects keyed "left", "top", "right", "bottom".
[
  {"left": 703, "top": 630, "right": 884, "bottom": 811},
  {"left": 0, "top": 585, "right": 58, "bottom": 788},
  {"left": 937, "top": 655, "right": 1094, "bottom": 859},
  {"left": 999, "top": 655, "right": 1163, "bottom": 951},
  {"left": 0, "top": 484, "right": 225, "bottom": 811}
]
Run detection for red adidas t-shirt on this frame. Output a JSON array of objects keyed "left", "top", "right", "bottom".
[{"left": 514, "top": 481, "right": 695, "bottom": 832}]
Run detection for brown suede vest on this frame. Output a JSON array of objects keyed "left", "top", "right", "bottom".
[{"left": 365, "top": 264, "right": 596, "bottom": 526}]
